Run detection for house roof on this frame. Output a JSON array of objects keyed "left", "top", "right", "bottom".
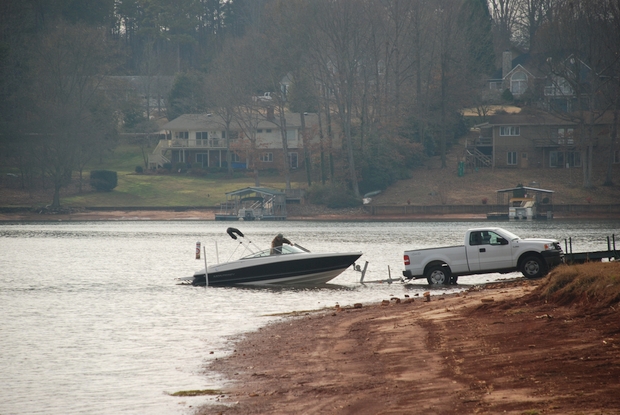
[
  {"left": 489, "top": 112, "right": 570, "bottom": 126},
  {"left": 490, "top": 52, "right": 546, "bottom": 80},
  {"left": 162, "top": 111, "right": 320, "bottom": 131},
  {"left": 162, "top": 114, "right": 226, "bottom": 131},
  {"left": 476, "top": 110, "right": 617, "bottom": 128},
  {"left": 225, "top": 187, "right": 285, "bottom": 197},
  {"left": 496, "top": 187, "right": 554, "bottom": 194}
]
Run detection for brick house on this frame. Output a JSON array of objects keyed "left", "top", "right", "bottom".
[{"left": 471, "top": 110, "right": 619, "bottom": 171}]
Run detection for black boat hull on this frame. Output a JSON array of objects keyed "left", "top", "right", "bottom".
[{"left": 192, "top": 252, "right": 362, "bottom": 286}]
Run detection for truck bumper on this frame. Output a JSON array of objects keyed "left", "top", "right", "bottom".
[
  {"left": 542, "top": 251, "right": 564, "bottom": 269},
  {"left": 402, "top": 270, "right": 412, "bottom": 279}
]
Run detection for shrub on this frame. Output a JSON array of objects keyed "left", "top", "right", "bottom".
[
  {"left": 189, "top": 167, "right": 207, "bottom": 177},
  {"left": 501, "top": 88, "right": 514, "bottom": 102},
  {"left": 90, "top": 170, "right": 118, "bottom": 192},
  {"left": 135, "top": 165, "right": 143, "bottom": 174},
  {"left": 162, "top": 162, "right": 172, "bottom": 171}
]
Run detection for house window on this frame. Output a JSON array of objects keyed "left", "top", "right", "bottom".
[
  {"left": 500, "top": 126, "right": 520, "bottom": 136},
  {"left": 196, "top": 153, "right": 208, "bottom": 167},
  {"left": 545, "top": 78, "right": 573, "bottom": 96},
  {"left": 510, "top": 72, "right": 528, "bottom": 95},
  {"left": 257, "top": 129, "right": 263, "bottom": 133},
  {"left": 231, "top": 153, "right": 241, "bottom": 162},
  {"left": 550, "top": 151, "right": 580, "bottom": 167},
  {"left": 196, "top": 132, "right": 208, "bottom": 140},
  {"left": 489, "top": 81, "right": 502, "bottom": 90},
  {"left": 175, "top": 131, "right": 189, "bottom": 139},
  {"left": 567, "top": 151, "right": 581, "bottom": 167},
  {"left": 507, "top": 151, "right": 518, "bottom": 165},
  {"left": 289, "top": 152, "right": 298, "bottom": 169},
  {"left": 557, "top": 128, "right": 574, "bottom": 145},
  {"left": 221, "top": 131, "right": 226, "bottom": 139},
  {"left": 266, "top": 129, "right": 272, "bottom": 133},
  {"left": 260, "top": 152, "right": 273, "bottom": 162},
  {"left": 550, "top": 151, "right": 563, "bottom": 167}
]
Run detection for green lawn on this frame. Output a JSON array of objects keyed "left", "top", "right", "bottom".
[
  {"left": 59, "top": 143, "right": 300, "bottom": 207},
  {"left": 63, "top": 174, "right": 265, "bottom": 207}
]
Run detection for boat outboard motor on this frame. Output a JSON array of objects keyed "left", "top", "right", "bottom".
[{"left": 226, "top": 227, "right": 244, "bottom": 240}]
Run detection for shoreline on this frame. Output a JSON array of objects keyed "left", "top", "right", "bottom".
[
  {"left": 198, "top": 278, "right": 620, "bottom": 415},
  {"left": 0, "top": 207, "right": 618, "bottom": 222}
]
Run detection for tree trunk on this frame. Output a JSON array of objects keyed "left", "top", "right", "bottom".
[
  {"left": 52, "top": 183, "right": 61, "bottom": 208},
  {"left": 276, "top": 106, "right": 291, "bottom": 190},
  {"left": 317, "top": 104, "right": 326, "bottom": 185},
  {"left": 300, "top": 112, "right": 311, "bottom": 187},
  {"left": 604, "top": 109, "right": 618, "bottom": 186},
  {"left": 226, "top": 119, "right": 233, "bottom": 178}
]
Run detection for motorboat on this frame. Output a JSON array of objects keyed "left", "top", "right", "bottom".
[{"left": 184, "top": 228, "right": 362, "bottom": 287}]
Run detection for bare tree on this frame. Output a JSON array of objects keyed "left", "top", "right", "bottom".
[
  {"left": 538, "top": 0, "right": 616, "bottom": 188},
  {"left": 489, "top": 0, "right": 520, "bottom": 58},
  {"left": 427, "top": 0, "right": 474, "bottom": 168},
  {"left": 308, "top": 0, "right": 374, "bottom": 198},
  {"left": 207, "top": 32, "right": 277, "bottom": 185},
  {"left": 513, "top": 0, "right": 554, "bottom": 51},
  {"left": 596, "top": 0, "right": 620, "bottom": 186},
  {"left": 27, "top": 22, "right": 118, "bottom": 207},
  {"left": 206, "top": 44, "right": 247, "bottom": 178}
]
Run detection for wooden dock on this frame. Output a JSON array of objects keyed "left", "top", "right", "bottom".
[{"left": 564, "top": 235, "right": 619, "bottom": 264}]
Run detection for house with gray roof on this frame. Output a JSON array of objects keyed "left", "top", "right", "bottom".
[
  {"left": 148, "top": 110, "right": 325, "bottom": 170},
  {"left": 471, "top": 110, "right": 618, "bottom": 171}
]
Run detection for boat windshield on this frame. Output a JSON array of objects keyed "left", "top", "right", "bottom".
[{"left": 241, "top": 244, "right": 306, "bottom": 259}]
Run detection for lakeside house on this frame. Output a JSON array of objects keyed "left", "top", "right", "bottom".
[
  {"left": 148, "top": 110, "right": 332, "bottom": 171},
  {"left": 470, "top": 110, "right": 618, "bottom": 171}
]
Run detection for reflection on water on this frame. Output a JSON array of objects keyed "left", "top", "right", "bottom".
[{"left": 0, "top": 219, "right": 618, "bottom": 415}]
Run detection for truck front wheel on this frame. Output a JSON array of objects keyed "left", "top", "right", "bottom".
[
  {"left": 426, "top": 265, "right": 451, "bottom": 285},
  {"left": 520, "top": 255, "right": 546, "bottom": 279}
]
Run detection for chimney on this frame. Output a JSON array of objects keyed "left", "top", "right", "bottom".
[
  {"left": 267, "top": 106, "right": 275, "bottom": 121},
  {"left": 502, "top": 50, "right": 512, "bottom": 79}
]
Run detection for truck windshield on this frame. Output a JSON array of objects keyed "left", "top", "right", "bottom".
[{"left": 500, "top": 229, "right": 520, "bottom": 240}]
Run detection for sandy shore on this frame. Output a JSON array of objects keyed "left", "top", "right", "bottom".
[{"left": 198, "top": 279, "right": 620, "bottom": 415}]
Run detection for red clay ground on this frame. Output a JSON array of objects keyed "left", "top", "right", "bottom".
[{"left": 199, "top": 279, "right": 620, "bottom": 415}]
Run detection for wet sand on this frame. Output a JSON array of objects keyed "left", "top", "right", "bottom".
[{"left": 199, "top": 279, "right": 620, "bottom": 415}]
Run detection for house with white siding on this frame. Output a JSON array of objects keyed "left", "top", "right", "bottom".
[{"left": 148, "top": 110, "right": 326, "bottom": 171}]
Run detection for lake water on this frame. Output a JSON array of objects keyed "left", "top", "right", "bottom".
[{"left": 1, "top": 219, "right": 618, "bottom": 414}]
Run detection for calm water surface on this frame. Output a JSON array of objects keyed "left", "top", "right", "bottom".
[{"left": 1, "top": 220, "right": 618, "bottom": 414}]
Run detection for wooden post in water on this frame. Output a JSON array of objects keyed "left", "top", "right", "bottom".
[{"left": 203, "top": 246, "right": 209, "bottom": 287}]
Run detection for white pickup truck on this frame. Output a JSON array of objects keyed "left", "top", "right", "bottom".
[{"left": 402, "top": 227, "right": 564, "bottom": 285}]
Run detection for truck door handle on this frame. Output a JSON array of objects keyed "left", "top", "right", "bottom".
[{"left": 479, "top": 248, "right": 486, "bottom": 253}]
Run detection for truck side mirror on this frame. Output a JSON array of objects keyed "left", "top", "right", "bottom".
[{"left": 498, "top": 237, "right": 508, "bottom": 245}]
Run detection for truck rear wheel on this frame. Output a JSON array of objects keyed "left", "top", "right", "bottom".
[
  {"left": 520, "top": 255, "right": 546, "bottom": 279},
  {"left": 426, "top": 265, "right": 451, "bottom": 285}
]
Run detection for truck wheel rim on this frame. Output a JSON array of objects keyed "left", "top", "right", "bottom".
[
  {"left": 430, "top": 271, "right": 446, "bottom": 284},
  {"left": 525, "top": 261, "right": 539, "bottom": 275}
]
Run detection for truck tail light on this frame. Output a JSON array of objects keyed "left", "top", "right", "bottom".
[{"left": 404, "top": 255, "right": 410, "bottom": 265}]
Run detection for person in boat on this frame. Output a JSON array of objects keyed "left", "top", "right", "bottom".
[{"left": 271, "top": 233, "right": 292, "bottom": 254}]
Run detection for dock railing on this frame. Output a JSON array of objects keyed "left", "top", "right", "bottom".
[{"left": 564, "top": 234, "right": 618, "bottom": 264}]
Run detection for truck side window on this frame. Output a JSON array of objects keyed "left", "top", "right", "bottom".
[
  {"left": 488, "top": 232, "right": 502, "bottom": 245},
  {"left": 470, "top": 232, "right": 482, "bottom": 246},
  {"left": 481, "top": 232, "right": 491, "bottom": 244}
]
